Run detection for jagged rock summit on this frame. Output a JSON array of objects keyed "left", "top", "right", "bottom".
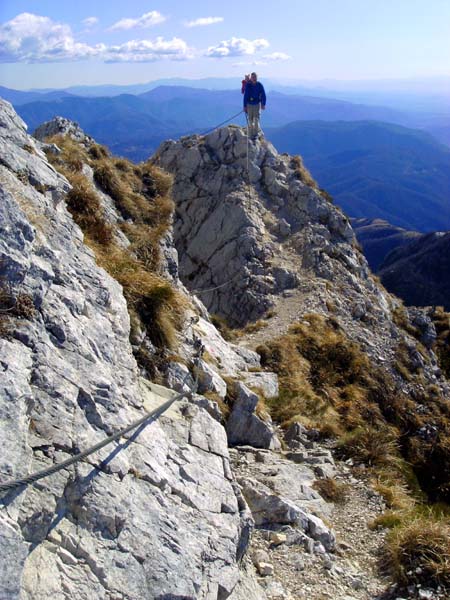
[
  {"left": 34, "top": 115, "right": 95, "bottom": 147},
  {"left": 154, "top": 126, "right": 427, "bottom": 373},
  {"left": 155, "top": 126, "right": 357, "bottom": 326}
]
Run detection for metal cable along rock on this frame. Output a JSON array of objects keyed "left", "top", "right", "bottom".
[
  {"left": 0, "top": 336, "right": 205, "bottom": 494},
  {"left": 180, "top": 109, "right": 255, "bottom": 299},
  {"left": 199, "top": 109, "right": 244, "bottom": 136}
]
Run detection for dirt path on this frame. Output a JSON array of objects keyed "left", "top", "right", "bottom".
[{"left": 232, "top": 447, "right": 393, "bottom": 600}]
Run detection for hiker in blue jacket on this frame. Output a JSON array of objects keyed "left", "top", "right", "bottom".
[{"left": 243, "top": 72, "right": 266, "bottom": 140}]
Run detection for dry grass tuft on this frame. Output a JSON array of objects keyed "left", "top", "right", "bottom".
[
  {"left": 65, "top": 172, "right": 114, "bottom": 245},
  {"left": 431, "top": 306, "right": 450, "bottom": 378},
  {"left": 338, "top": 426, "right": 399, "bottom": 467},
  {"left": 202, "top": 390, "right": 231, "bottom": 420},
  {"left": 369, "top": 511, "right": 403, "bottom": 530},
  {"left": 382, "top": 515, "right": 450, "bottom": 590},
  {"left": 45, "top": 135, "right": 85, "bottom": 172},
  {"left": 313, "top": 478, "right": 348, "bottom": 504},
  {"left": 0, "top": 284, "right": 36, "bottom": 337},
  {"left": 392, "top": 305, "right": 421, "bottom": 339},
  {"left": 291, "top": 155, "right": 317, "bottom": 188},
  {"left": 88, "top": 143, "right": 109, "bottom": 160}
]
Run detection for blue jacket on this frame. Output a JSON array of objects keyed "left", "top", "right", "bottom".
[{"left": 243, "top": 81, "right": 266, "bottom": 107}]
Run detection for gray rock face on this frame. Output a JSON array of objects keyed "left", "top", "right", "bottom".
[
  {"left": 33, "top": 116, "right": 95, "bottom": 147},
  {"left": 237, "top": 477, "right": 335, "bottom": 551},
  {"left": 227, "top": 383, "right": 281, "bottom": 450},
  {"left": 154, "top": 126, "right": 357, "bottom": 326},
  {"left": 0, "top": 99, "right": 262, "bottom": 599}
]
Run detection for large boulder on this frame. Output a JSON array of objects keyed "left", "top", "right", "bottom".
[
  {"left": 237, "top": 477, "right": 335, "bottom": 551},
  {"left": 227, "top": 383, "right": 281, "bottom": 450}
]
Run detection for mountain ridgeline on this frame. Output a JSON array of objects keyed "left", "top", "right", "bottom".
[
  {"left": 266, "top": 120, "right": 450, "bottom": 233},
  {"left": 10, "top": 84, "right": 450, "bottom": 236}
]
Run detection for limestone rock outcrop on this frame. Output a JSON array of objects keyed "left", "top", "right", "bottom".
[
  {"left": 0, "top": 99, "right": 264, "bottom": 600},
  {"left": 154, "top": 126, "right": 356, "bottom": 326},
  {"left": 2, "top": 99, "right": 450, "bottom": 600},
  {"left": 154, "top": 126, "right": 450, "bottom": 400}
]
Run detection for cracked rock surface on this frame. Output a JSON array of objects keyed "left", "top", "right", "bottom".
[{"left": 0, "top": 99, "right": 265, "bottom": 600}]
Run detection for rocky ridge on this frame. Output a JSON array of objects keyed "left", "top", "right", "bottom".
[
  {"left": 154, "top": 126, "right": 449, "bottom": 398},
  {"left": 0, "top": 100, "right": 345, "bottom": 599},
  {"left": 1, "top": 100, "right": 449, "bottom": 600}
]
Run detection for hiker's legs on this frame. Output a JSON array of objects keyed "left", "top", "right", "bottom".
[{"left": 247, "top": 104, "right": 260, "bottom": 137}]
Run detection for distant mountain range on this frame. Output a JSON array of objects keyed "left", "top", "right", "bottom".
[
  {"left": 14, "top": 86, "right": 416, "bottom": 160},
  {"left": 266, "top": 120, "right": 450, "bottom": 232},
  {"left": 351, "top": 218, "right": 450, "bottom": 311},
  {"left": 351, "top": 218, "right": 421, "bottom": 271},
  {"left": 3, "top": 83, "right": 450, "bottom": 234},
  {"left": 0, "top": 86, "right": 74, "bottom": 106},
  {"left": 378, "top": 232, "right": 450, "bottom": 311},
  {"left": 6, "top": 76, "right": 449, "bottom": 145}
]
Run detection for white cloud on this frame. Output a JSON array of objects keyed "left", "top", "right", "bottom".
[
  {"left": 263, "top": 52, "right": 291, "bottom": 61},
  {"left": 206, "top": 37, "right": 269, "bottom": 58},
  {"left": 110, "top": 11, "right": 165, "bottom": 31},
  {"left": 185, "top": 17, "right": 223, "bottom": 28},
  {"left": 82, "top": 16, "right": 98, "bottom": 29},
  {"left": 0, "top": 13, "right": 192, "bottom": 64},
  {"left": 0, "top": 12, "right": 104, "bottom": 63},
  {"left": 105, "top": 37, "right": 193, "bottom": 63}
]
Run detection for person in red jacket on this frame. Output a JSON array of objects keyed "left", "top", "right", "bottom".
[{"left": 241, "top": 74, "right": 250, "bottom": 94}]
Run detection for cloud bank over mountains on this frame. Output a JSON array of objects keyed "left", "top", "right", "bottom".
[{"left": 0, "top": 11, "right": 290, "bottom": 65}]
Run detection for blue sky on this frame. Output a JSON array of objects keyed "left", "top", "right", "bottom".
[{"left": 0, "top": 0, "right": 449, "bottom": 89}]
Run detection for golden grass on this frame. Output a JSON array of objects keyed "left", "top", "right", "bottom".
[
  {"left": 91, "top": 242, "right": 186, "bottom": 349},
  {"left": 43, "top": 133, "right": 185, "bottom": 372},
  {"left": 45, "top": 135, "right": 86, "bottom": 172},
  {"left": 256, "top": 313, "right": 450, "bottom": 502},
  {"left": 291, "top": 155, "right": 317, "bottom": 188},
  {"left": 65, "top": 172, "right": 114, "bottom": 245},
  {"left": 312, "top": 478, "right": 348, "bottom": 504},
  {"left": 382, "top": 514, "right": 450, "bottom": 590}
]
